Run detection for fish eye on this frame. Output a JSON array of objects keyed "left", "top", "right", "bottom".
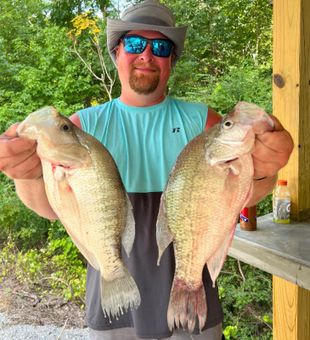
[
  {"left": 61, "top": 124, "right": 71, "bottom": 132},
  {"left": 222, "top": 120, "right": 233, "bottom": 129}
]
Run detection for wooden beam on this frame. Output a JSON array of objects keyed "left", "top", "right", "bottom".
[
  {"left": 272, "top": 1, "right": 310, "bottom": 339},
  {"left": 273, "top": 0, "right": 310, "bottom": 221},
  {"left": 273, "top": 276, "right": 310, "bottom": 340}
]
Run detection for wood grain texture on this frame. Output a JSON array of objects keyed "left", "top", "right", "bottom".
[
  {"left": 273, "top": 275, "right": 310, "bottom": 340},
  {"left": 272, "top": 1, "right": 310, "bottom": 338},
  {"left": 273, "top": 0, "right": 310, "bottom": 221}
]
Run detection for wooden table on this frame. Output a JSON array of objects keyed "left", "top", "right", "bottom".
[{"left": 228, "top": 213, "right": 310, "bottom": 339}]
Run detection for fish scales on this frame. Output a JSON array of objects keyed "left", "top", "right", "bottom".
[
  {"left": 156, "top": 102, "right": 275, "bottom": 333},
  {"left": 164, "top": 132, "right": 253, "bottom": 285},
  {"left": 43, "top": 156, "right": 126, "bottom": 278},
  {"left": 17, "top": 106, "right": 141, "bottom": 319}
]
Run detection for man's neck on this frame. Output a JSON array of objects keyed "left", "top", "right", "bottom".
[{"left": 119, "top": 91, "right": 166, "bottom": 107}]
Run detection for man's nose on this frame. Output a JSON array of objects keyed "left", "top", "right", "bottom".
[{"left": 139, "top": 44, "right": 154, "bottom": 62}]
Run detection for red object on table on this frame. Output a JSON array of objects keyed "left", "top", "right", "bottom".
[{"left": 239, "top": 206, "right": 257, "bottom": 231}]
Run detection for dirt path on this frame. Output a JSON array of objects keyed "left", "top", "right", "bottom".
[{"left": 0, "top": 276, "right": 86, "bottom": 330}]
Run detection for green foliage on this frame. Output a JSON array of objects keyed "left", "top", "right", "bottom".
[
  {"left": 171, "top": 62, "right": 272, "bottom": 116},
  {"left": 206, "top": 64, "right": 272, "bottom": 114},
  {"left": 16, "top": 249, "right": 43, "bottom": 282},
  {"left": 0, "top": 0, "right": 110, "bottom": 132},
  {"left": 223, "top": 325, "right": 238, "bottom": 339},
  {"left": 257, "top": 195, "right": 272, "bottom": 217},
  {"left": 0, "top": 173, "right": 86, "bottom": 303},
  {"left": 218, "top": 258, "right": 272, "bottom": 339},
  {"left": 68, "top": 12, "right": 119, "bottom": 101},
  {"left": 0, "top": 222, "right": 87, "bottom": 305},
  {"left": 166, "top": 0, "right": 272, "bottom": 73},
  {"left": 165, "top": 0, "right": 272, "bottom": 100},
  {"left": 0, "top": 0, "right": 274, "bottom": 336},
  {"left": 0, "top": 25, "right": 103, "bottom": 131},
  {"left": 0, "top": 174, "right": 50, "bottom": 250},
  {"left": 48, "top": 0, "right": 112, "bottom": 27},
  {"left": 44, "top": 233, "right": 87, "bottom": 302}
]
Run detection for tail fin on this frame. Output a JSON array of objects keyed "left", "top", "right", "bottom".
[
  {"left": 100, "top": 267, "right": 141, "bottom": 320},
  {"left": 167, "top": 277, "right": 207, "bottom": 333}
]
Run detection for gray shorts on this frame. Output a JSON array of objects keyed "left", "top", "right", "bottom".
[{"left": 89, "top": 323, "right": 223, "bottom": 340}]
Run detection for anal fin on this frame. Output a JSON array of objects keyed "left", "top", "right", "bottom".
[{"left": 206, "top": 226, "right": 236, "bottom": 286}]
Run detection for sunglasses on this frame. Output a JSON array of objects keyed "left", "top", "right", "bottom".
[{"left": 122, "top": 35, "right": 174, "bottom": 58}]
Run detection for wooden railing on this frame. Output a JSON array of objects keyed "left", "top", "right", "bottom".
[{"left": 229, "top": 214, "right": 310, "bottom": 339}]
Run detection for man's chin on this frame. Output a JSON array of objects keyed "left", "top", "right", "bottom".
[
  {"left": 129, "top": 76, "right": 159, "bottom": 95},
  {"left": 131, "top": 85, "right": 157, "bottom": 95}
]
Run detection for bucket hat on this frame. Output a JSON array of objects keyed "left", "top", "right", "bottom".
[{"left": 107, "top": 0, "right": 187, "bottom": 66}]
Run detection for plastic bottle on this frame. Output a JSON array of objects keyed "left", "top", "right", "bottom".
[
  {"left": 240, "top": 206, "right": 257, "bottom": 231},
  {"left": 273, "top": 179, "right": 291, "bottom": 224}
]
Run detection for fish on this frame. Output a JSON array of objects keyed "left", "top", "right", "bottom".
[
  {"left": 17, "top": 106, "right": 141, "bottom": 319},
  {"left": 156, "top": 102, "right": 274, "bottom": 333}
]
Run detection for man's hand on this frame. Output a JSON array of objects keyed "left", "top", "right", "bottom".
[
  {"left": 252, "top": 115, "right": 294, "bottom": 179},
  {"left": 0, "top": 123, "right": 42, "bottom": 179},
  {"left": 246, "top": 115, "right": 293, "bottom": 206}
]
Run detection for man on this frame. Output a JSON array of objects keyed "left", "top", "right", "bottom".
[{"left": 0, "top": 1, "right": 293, "bottom": 339}]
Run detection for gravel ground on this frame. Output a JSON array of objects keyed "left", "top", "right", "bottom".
[{"left": 0, "top": 312, "right": 89, "bottom": 340}]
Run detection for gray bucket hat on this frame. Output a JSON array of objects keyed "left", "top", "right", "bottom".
[{"left": 107, "top": 0, "right": 187, "bottom": 66}]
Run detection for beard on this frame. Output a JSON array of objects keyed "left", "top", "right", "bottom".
[{"left": 129, "top": 63, "right": 160, "bottom": 95}]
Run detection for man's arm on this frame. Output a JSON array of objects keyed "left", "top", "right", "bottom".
[
  {"left": 206, "top": 107, "right": 294, "bottom": 206},
  {"left": 0, "top": 113, "right": 82, "bottom": 220},
  {"left": 14, "top": 178, "right": 58, "bottom": 220}
]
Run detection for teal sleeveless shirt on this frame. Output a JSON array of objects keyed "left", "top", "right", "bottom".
[
  {"left": 77, "top": 96, "right": 223, "bottom": 338},
  {"left": 78, "top": 96, "right": 207, "bottom": 193}
]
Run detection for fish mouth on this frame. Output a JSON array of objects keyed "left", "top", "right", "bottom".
[{"left": 224, "top": 158, "right": 238, "bottom": 164}]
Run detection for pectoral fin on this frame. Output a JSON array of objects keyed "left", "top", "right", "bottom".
[
  {"left": 156, "top": 194, "right": 174, "bottom": 265},
  {"left": 206, "top": 226, "right": 236, "bottom": 286}
]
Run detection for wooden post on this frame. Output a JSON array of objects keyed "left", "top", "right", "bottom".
[
  {"left": 273, "top": 276, "right": 310, "bottom": 340},
  {"left": 273, "top": 1, "right": 310, "bottom": 339},
  {"left": 273, "top": 0, "right": 310, "bottom": 222}
]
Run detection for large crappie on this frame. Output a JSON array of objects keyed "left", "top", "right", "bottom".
[
  {"left": 156, "top": 102, "right": 274, "bottom": 333},
  {"left": 17, "top": 107, "right": 141, "bottom": 319}
]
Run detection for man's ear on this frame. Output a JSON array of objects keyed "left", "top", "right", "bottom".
[
  {"left": 171, "top": 51, "right": 176, "bottom": 66},
  {"left": 114, "top": 45, "right": 120, "bottom": 60}
]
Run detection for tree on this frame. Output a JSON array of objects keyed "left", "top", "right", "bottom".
[
  {"left": 48, "top": 0, "right": 111, "bottom": 27},
  {"left": 68, "top": 12, "right": 116, "bottom": 101},
  {"left": 0, "top": 0, "right": 108, "bottom": 131},
  {"left": 165, "top": 0, "right": 272, "bottom": 73},
  {"left": 164, "top": 0, "right": 272, "bottom": 101}
]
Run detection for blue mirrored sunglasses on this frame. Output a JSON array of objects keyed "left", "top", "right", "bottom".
[{"left": 122, "top": 35, "right": 174, "bottom": 58}]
